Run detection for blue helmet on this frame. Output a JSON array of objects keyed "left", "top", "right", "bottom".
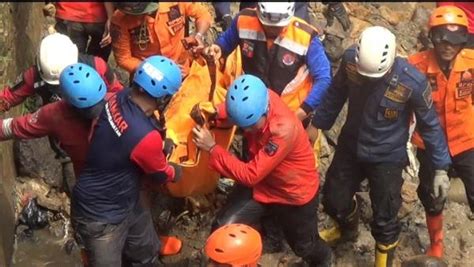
[
  {"left": 133, "top": 55, "right": 182, "bottom": 98},
  {"left": 59, "top": 63, "right": 106, "bottom": 109},
  {"left": 226, "top": 74, "right": 269, "bottom": 128}
]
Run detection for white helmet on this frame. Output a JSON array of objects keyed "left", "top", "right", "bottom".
[
  {"left": 37, "top": 33, "right": 79, "bottom": 85},
  {"left": 257, "top": 2, "right": 295, "bottom": 27},
  {"left": 355, "top": 26, "right": 396, "bottom": 78}
]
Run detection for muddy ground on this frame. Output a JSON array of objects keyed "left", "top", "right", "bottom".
[{"left": 9, "top": 2, "right": 474, "bottom": 267}]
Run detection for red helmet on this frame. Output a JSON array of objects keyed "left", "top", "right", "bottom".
[{"left": 205, "top": 224, "right": 262, "bottom": 267}]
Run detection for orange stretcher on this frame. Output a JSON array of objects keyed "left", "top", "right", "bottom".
[{"left": 161, "top": 48, "right": 243, "bottom": 197}]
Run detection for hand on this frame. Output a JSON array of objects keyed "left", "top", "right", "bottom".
[
  {"left": 192, "top": 125, "right": 216, "bottom": 152},
  {"left": 100, "top": 19, "right": 112, "bottom": 48},
  {"left": 190, "top": 102, "right": 217, "bottom": 126},
  {"left": 433, "top": 169, "right": 450, "bottom": 201},
  {"left": 326, "top": 3, "right": 352, "bottom": 32},
  {"left": 295, "top": 108, "right": 308, "bottom": 121},
  {"left": 42, "top": 3, "right": 56, "bottom": 17},
  {"left": 204, "top": 44, "right": 222, "bottom": 62},
  {"left": 306, "top": 124, "right": 320, "bottom": 147},
  {"left": 163, "top": 138, "right": 176, "bottom": 161},
  {"left": 169, "top": 162, "right": 183, "bottom": 183},
  {"left": 191, "top": 33, "right": 205, "bottom": 57}
]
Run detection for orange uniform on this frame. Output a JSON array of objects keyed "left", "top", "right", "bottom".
[
  {"left": 408, "top": 49, "right": 474, "bottom": 156},
  {"left": 110, "top": 2, "right": 211, "bottom": 76},
  {"left": 55, "top": 2, "right": 107, "bottom": 23}
]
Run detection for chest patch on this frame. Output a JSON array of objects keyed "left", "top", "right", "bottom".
[
  {"left": 264, "top": 140, "right": 279, "bottom": 157},
  {"left": 455, "top": 69, "right": 473, "bottom": 99},
  {"left": 282, "top": 52, "right": 296, "bottom": 66},
  {"left": 166, "top": 5, "right": 185, "bottom": 36},
  {"left": 384, "top": 83, "right": 412, "bottom": 103},
  {"left": 384, "top": 108, "right": 399, "bottom": 120},
  {"left": 242, "top": 40, "right": 255, "bottom": 58}
]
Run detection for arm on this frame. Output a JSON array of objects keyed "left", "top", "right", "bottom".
[
  {"left": 110, "top": 16, "right": 142, "bottom": 73},
  {"left": 130, "top": 131, "right": 179, "bottom": 183},
  {"left": 209, "top": 128, "right": 295, "bottom": 186},
  {"left": 93, "top": 57, "right": 123, "bottom": 93},
  {"left": 412, "top": 81, "right": 451, "bottom": 170},
  {"left": 0, "top": 68, "right": 37, "bottom": 113},
  {"left": 310, "top": 57, "right": 349, "bottom": 130},
  {"left": 185, "top": 3, "right": 212, "bottom": 36},
  {"left": 215, "top": 14, "right": 240, "bottom": 58},
  {"left": 301, "top": 37, "right": 332, "bottom": 114},
  {"left": 0, "top": 102, "right": 57, "bottom": 141}
]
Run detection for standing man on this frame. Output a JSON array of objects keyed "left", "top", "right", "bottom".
[
  {"left": 111, "top": 2, "right": 212, "bottom": 78},
  {"left": 71, "top": 56, "right": 183, "bottom": 266},
  {"left": 408, "top": 6, "right": 474, "bottom": 258},
  {"left": 205, "top": 2, "right": 331, "bottom": 120},
  {"left": 44, "top": 2, "right": 115, "bottom": 62},
  {"left": 192, "top": 74, "right": 332, "bottom": 266},
  {"left": 307, "top": 26, "right": 451, "bottom": 267}
]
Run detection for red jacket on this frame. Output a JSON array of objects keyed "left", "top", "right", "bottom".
[
  {"left": 438, "top": 2, "right": 474, "bottom": 33},
  {"left": 209, "top": 90, "right": 319, "bottom": 205},
  {"left": 0, "top": 96, "right": 110, "bottom": 176},
  {"left": 55, "top": 2, "right": 107, "bottom": 23},
  {"left": 0, "top": 54, "right": 122, "bottom": 113}
]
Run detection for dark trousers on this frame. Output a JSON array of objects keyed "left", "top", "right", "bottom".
[
  {"left": 417, "top": 148, "right": 474, "bottom": 215},
  {"left": 211, "top": 185, "right": 332, "bottom": 266},
  {"left": 72, "top": 203, "right": 160, "bottom": 267},
  {"left": 322, "top": 148, "right": 405, "bottom": 244},
  {"left": 55, "top": 19, "right": 112, "bottom": 62}
]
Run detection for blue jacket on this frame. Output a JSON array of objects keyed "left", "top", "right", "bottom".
[
  {"left": 72, "top": 88, "right": 176, "bottom": 224},
  {"left": 312, "top": 46, "right": 451, "bottom": 170},
  {"left": 215, "top": 11, "right": 331, "bottom": 112}
]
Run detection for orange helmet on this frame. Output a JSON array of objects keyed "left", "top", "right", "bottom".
[
  {"left": 205, "top": 224, "right": 262, "bottom": 267},
  {"left": 429, "top": 6, "right": 468, "bottom": 29}
]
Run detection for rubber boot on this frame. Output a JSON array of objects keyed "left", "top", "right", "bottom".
[
  {"left": 375, "top": 240, "right": 398, "bottom": 267},
  {"left": 159, "top": 236, "right": 183, "bottom": 256},
  {"left": 426, "top": 213, "right": 443, "bottom": 258},
  {"left": 320, "top": 197, "right": 360, "bottom": 245}
]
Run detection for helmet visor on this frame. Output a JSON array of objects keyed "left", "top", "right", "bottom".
[{"left": 430, "top": 25, "right": 468, "bottom": 45}]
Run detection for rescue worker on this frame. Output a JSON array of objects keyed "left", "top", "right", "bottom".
[
  {"left": 71, "top": 55, "right": 183, "bottom": 266},
  {"left": 191, "top": 74, "right": 332, "bottom": 266},
  {"left": 205, "top": 224, "right": 262, "bottom": 267},
  {"left": 205, "top": 2, "right": 331, "bottom": 122},
  {"left": 408, "top": 6, "right": 474, "bottom": 258},
  {"left": 306, "top": 26, "right": 452, "bottom": 267},
  {"left": 110, "top": 2, "right": 212, "bottom": 78},
  {"left": 438, "top": 2, "right": 474, "bottom": 48},
  {"left": 0, "top": 32, "right": 122, "bottom": 194},
  {"left": 0, "top": 63, "right": 109, "bottom": 185},
  {"left": 43, "top": 2, "right": 115, "bottom": 61}
]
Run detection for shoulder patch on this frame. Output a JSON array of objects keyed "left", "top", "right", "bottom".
[
  {"left": 422, "top": 83, "right": 433, "bottom": 109},
  {"left": 264, "top": 140, "right": 279, "bottom": 156}
]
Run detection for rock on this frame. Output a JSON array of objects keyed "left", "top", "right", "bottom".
[
  {"left": 401, "top": 255, "right": 448, "bottom": 267},
  {"left": 13, "top": 138, "right": 63, "bottom": 188},
  {"left": 16, "top": 178, "right": 70, "bottom": 216},
  {"left": 378, "top": 5, "right": 400, "bottom": 26},
  {"left": 322, "top": 34, "right": 344, "bottom": 62},
  {"left": 448, "top": 178, "right": 469, "bottom": 205}
]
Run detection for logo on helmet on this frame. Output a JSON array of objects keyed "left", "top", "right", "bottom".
[
  {"left": 143, "top": 62, "right": 164, "bottom": 82},
  {"left": 282, "top": 52, "right": 296, "bottom": 66}
]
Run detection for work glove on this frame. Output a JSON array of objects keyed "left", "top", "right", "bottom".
[
  {"left": 163, "top": 138, "right": 176, "bottom": 161},
  {"left": 169, "top": 162, "right": 183, "bottom": 183},
  {"left": 326, "top": 3, "right": 352, "bottom": 32},
  {"left": 433, "top": 169, "right": 450, "bottom": 202},
  {"left": 190, "top": 102, "right": 217, "bottom": 127}
]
